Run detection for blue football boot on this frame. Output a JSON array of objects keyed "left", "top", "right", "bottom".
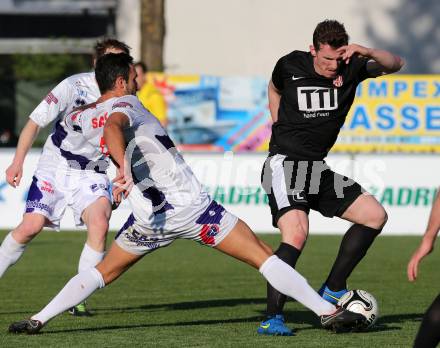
[
  {"left": 318, "top": 284, "right": 348, "bottom": 305},
  {"left": 257, "top": 314, "right": 294, "bottom": 336}
]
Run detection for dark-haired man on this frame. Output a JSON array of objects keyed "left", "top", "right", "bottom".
[
  {"left": 258, "top": 19, "right": 404, "bottom": 335},
  {"left": 1, "top": 39, "right": 130, "bottom": 316},
  {"left": 8, "top": 53, "right": 366, "bottom": 336}
]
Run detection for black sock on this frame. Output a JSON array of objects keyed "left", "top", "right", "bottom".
[
  {"left": 266, "top": 243, "right": 301, "bottom": 317},
  {"left": 414, "top": 294, "right": 440, "bottom": 348},
  {"left": 325, "top": 224, "right": 381, "bottom": 291}
]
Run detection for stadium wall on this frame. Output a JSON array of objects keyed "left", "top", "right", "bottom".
[
  {"left": 0, "top": 150, "right": 437, "bottom": 235},
  {"left": 164, "top": 0, "right": 439, "bottom": 75}
]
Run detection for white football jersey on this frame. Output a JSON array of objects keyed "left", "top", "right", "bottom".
[
  {"left": 32, "top": 72, "right": 103, "bottom": 172},
  {"left": 79, "top": 95, "right": 210, "bottom": 229}
]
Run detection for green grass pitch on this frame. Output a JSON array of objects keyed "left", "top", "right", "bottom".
[{"left": 0, "top": 230, "right": 438, "bottom": 347}]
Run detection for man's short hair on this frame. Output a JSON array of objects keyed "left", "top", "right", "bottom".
[
  {"left": 134, "top": 61, "right": 148, "bottom": 73},
  {"left": 95, "top": 53, "right": 134, "bottom": 94},
  {"left": 94, "top": 39, "right": 131, "bottom": 60},
  {"left": 313, "top": 20, "right": 349, "bottom": 50}
]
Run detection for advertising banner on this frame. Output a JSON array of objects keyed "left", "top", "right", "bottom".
[
  {"left": 0, "top": 150, "right": 437, "bottom": 234},
  {"left": 334, "top": 75, "right": 440, "bottom": 153},
  {"left": 147, "top": 73, "right": 440, "bottom": 153}
]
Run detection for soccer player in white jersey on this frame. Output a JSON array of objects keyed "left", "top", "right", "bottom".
[
  {"left": 1, "top": 39, "right": 130, "bottom": 316},
  {"left": 9, "top": 53, "right": 366, "bottom": 335}
]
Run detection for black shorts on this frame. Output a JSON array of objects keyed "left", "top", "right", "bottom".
[{"left": 261, "top": 154, "right": 365, "bottom": 227}]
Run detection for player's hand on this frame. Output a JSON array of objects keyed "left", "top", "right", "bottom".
[
  {"left": 5, "top": 162, "right": 23, "bottom": 188},
  {"left": 407, "top": 237, "right": 435, "bottom": 282},
  {"left": 112, "top": 170, "right": 133, "bottom": 204},
  {"left": 336, "top": 44, "right": 371, "bottom": 64}
]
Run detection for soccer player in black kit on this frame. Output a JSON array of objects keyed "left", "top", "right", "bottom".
[{"left": 258, "top": 19, "right": 404, "bottom": 335}]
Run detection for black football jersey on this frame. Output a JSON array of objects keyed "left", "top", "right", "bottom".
[{"left": 269, "top": 50, "right": 372, "bottom": 160}]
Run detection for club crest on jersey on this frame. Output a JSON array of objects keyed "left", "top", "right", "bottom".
[
  {"left": 199, "top": 224, "right": 220, "bottom": 245},
  {"left": 207, "top": 224, "right": 220, "bottom": 237},
  {"left": 41, "top": 181, "right": 54, "bottom": 194},
  {"left": 333, "top": 75, "right": 343, "bottom": 87},
  {"left": 45, "top": 92, "right": 58, "bottom": 105},
  {"left": 112, "top": 101, "right": 133, "bottom": 109}
]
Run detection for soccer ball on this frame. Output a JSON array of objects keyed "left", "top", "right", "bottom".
[{"left": 337, "top": 290, "right": 379, "bottom": 329}]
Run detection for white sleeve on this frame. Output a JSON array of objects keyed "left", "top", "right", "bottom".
[
  {"left": 110, "top": 98, "right": 138, "bottom": 126},
  {"left": 29, "top": 78, "right": 74, "bottom": 128}
]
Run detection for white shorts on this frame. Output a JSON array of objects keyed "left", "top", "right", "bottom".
[
  {"left": 25, "top": 168, "right": 111, "bottom": 229},
  {"left": 115, "top": 199, "right": 238, "bottom": 255}
]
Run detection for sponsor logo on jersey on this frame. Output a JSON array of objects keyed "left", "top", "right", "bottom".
[
  {"left": 112, "top": 101, "right": 133, "bottom": 109},
  {"left": 45, "top": 92, "right": 59, "bottom": 105},
  {"left": 297, "top": 86, "right": 338, "bottom": 112},
  {"left": 41, "top": 181, "right": 54, "bottom": 194},
  {"left": 292, "top": 75, "right": 305, "bottom": 81},
  {"left": 25, "top": 201, "right": 53, "bottom": 214},
  {"left": 90, "top": 183, "right": 107, "bottom": 192},
  {"left": 76, "top": 88, "right": 88, "bottom": 98},
  {"left": 124, "top": 229, "right": 160, "bottom": 249},
  {"left": 333, "top": 75, "right": 343, "bottom": 87},
  {"left": 92, "top": 112, "right": 109, "bottom": 128}
]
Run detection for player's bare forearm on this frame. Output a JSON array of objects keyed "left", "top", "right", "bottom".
[
  {"left": 104, "top": 113, "right": 129, "bottom": 169},
  {"left": 104, "top": 123, "right": 126, "bottom": 169},
  {"left": 13, "top": 119, "right": 40, "bottom": 164},
  {"left": 338, "top": 44, "right": 404, "bottom": 75},
  {"left": 268, "top": 81, "right": 281, "bottom": 123},
  {"left": 364, "top": 47, "right": 404, "bottom": 73},
  {"left": 6, "top": 119, "right": 40, "bottom": 187}
]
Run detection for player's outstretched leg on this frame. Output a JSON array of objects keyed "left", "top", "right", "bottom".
[
  {"left": 215, "top": 219, "right": 366, "bottom": 333},
  {"left": 414, "top": 294, "right": 440, "bottom": 348},
  {"left": 320, "top": 195, "right": 386, "bottom": 304},
  {"left": 9, "top": 242, "right": 141, "bottom": 334},
  {"left": 0, "top": 214, "right": 46, "bottom": 278},
  {"left": 69, "top": 197, "right": 111, "bottom": 317}
]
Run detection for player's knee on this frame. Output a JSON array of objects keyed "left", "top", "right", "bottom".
[
  {"left": 88, "top": 215, "right": 109, "bottom": 236},
  {"left": 283, "top": 223, "right": 308, "bottom": 249},
  {"left": 369, "top": 207, "right": 388, "bottom": 230},
  {"left": 365, "top": 206, "right": 388, "bottom": 230},
  {"left": 99, "top": 267, "right": 122, "bottom": 285},
  {"left": 15, "top": 219, "right": 44, "bottom": 238}
]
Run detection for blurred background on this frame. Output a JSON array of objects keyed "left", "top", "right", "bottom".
[{"left": 0, "top": 0, "right": 439, "bottom": 233}]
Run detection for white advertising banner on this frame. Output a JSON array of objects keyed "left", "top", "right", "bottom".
[{"left": 0, "top": 149, "right": 438, "bottom": 234}]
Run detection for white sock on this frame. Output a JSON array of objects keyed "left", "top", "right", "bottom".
[
  {"left": 0, "top": 232, "right": 26, "bottom": 277},
  {"left": 32, "top": 268, "right": 105, "bottom": 324},
  {"left": 78, "top": 243, "right": 105, "bottom": 273},
  {"left": 259, "top": 255, "right": 335, "bottom": 316}
]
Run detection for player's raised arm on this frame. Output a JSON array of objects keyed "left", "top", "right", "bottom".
[
  {"left": 337, "top": 44, "right": 404, "bottom": 76},
  {"left": 407, "top": 190, "right": 440, "bottom": 281}
]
